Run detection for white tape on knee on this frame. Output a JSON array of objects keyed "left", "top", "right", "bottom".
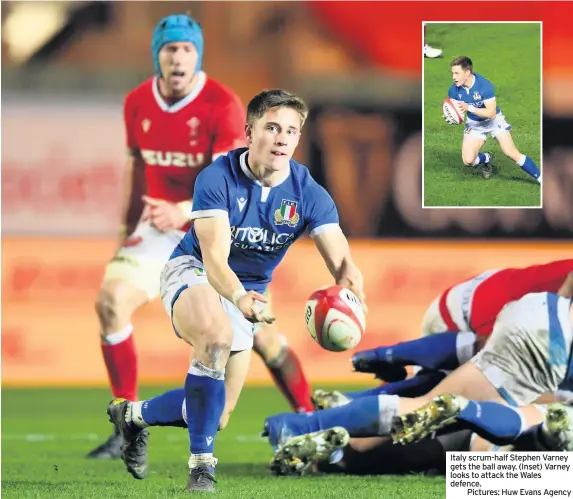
[
  {"left": 188, "top": 359, "right": 225, "bottom": 380},
  {"left": 101, "top": 324, "right": 134, "bottom": 345}
]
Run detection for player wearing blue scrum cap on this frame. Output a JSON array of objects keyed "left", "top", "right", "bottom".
[
  {"left": 151, "top": 13, "right": 204, "bottom": 95},
  {"left": 87, "top": 13, "right": 248, "bottom": 462}
]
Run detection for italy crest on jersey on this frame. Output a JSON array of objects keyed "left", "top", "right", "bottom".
[
  {"left": 274, "top": 199, "right": 300, "bottom": 228},
  {"left": 473, "top": 91, "right": 481, "bottom": 100}
]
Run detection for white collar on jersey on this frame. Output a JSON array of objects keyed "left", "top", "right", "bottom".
[
  {"left": 152, "top": 71, "right": 207, "bottom": 113},
  {"left": 462, "top": 74, "right": 476, "bottom": 94},
  {"left": 239, "top": 151, "right": 291, "bottom": 188}
]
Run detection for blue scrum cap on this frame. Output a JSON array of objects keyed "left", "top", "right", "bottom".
[{"left": 151, "top": 14, "right": 203, "bottom": 75}]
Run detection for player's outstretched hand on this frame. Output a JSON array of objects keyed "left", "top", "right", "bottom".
[
  {"left": 235, "top": 291, "right": 275, "bottom": 324},
  {"left": 337, "top": 270, "right": 368, "bottom": 313},
  {"left": 141, "top": 195, "right": 187, "bottom": 232}
]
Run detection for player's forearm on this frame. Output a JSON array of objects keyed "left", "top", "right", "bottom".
[
  {"left": 314, "top": 228, "right": 355, "bottom": 282},
  {"left": 323, "top": 239, "right": 359, "bottom": 284},
  {"left": 533, "top": 392, "right": 559, "bottom": 404},
  {"left": 468, "top": 105, "right": 496, "bottom": 119},
  {"left": 177, "top": 199, "right": 194, "bottom": 222},
  {"left": 334, "top": 257, "right": 361, "bottom": 285},
  {"left": 120, "top": 155, "right": 138, "bottom": 235},
  {"left": 201, "top": 252, "right": 246, "bottom": 305}
]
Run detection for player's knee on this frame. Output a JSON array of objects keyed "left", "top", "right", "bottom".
[
  {"left": 253, "top": 325, "right": 284, "bottom": 361},
  {"left": 180, "top": 309, "right": 233, "bottom": 356},
  {"left": 95, "top": 280, "right": 146, "bottom": 329},
  {"left": 421, "top": 298, "right": 447, "bottom": 336},
  {"left": 462, "top": 153, "right": 476, "bottom": 167},
  {"left": 95, "top": 286, "right": 123, "bottom": 328},
  {"left": 196, "top": 338, "right": 232, "bottom": 371}
]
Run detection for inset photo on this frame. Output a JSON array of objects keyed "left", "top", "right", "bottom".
[{"left": 423, "top": 22, "right": 542, "bottom": 208}]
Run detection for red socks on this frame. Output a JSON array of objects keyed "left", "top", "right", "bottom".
[
  {"left": 101, "top": 326, "right": 138, "bottom": 401},
  {"left": 267, "top": 346, "right": 314, "bottom": 413}
]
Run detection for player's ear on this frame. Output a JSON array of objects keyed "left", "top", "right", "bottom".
[{"left": 245, "top": 124, "right": 253, "bottom": 143}]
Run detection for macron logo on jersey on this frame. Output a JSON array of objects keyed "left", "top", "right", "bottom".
[
  {"left": 230, "top": 226, "right": 296, "bottom": 252},
  {"left": 141, "top": 149, "right": 205, "bottom": 168},
  {"left": 237, "top": 197, "right": 247, "bottom": 212}
]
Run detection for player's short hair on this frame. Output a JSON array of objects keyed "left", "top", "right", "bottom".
[
  {"left": 450, "top": 56, "right": 473, "bottom": 72},
  {"left": 246, "top": 89, "right": 309, "bottom": 128}
]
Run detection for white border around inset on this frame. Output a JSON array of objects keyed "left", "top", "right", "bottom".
[{"left": 421, "top": 21, "right": 543, "bottom": 210}]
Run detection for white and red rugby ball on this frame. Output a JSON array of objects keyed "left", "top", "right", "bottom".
[
  {"left": 442, "top": 98, "right": 464, "bottom": 125},
  {"left": 305, "top": 285, "right": 366, "bottom": 352}
]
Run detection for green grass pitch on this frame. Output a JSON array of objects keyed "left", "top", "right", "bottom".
[
  {"left": 2, "top": 386, "right": 447, "bottom": 498},
  {"left": 423, "top": 22, "right": 541, "bottom": 207}
]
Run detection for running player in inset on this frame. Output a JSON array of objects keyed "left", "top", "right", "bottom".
[
  {"left": 446, "top": 56, "right": 541, "bottom": 182},
  {"left": 106, "top": 88, "right": 365, "bottom": 492},
  {"left": 88, "top": 14, "right": 315, "bottom": 460}
]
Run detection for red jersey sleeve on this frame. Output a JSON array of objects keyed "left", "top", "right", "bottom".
[
  {"left": 123, "top": 92, "right": 138, "bottom": 153},
  {"left": 211, "top": 93, "right": 247, "bottom": 157},
  {"left": 518, "top": 259, "right": 573, "bottom": 294}
]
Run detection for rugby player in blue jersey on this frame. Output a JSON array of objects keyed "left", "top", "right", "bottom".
[
  {"left": 106, "top": 88, "right": 365, "bottom": 492},
  {"left": 447, "top": 56, "right": 541, "bottom": 182}
]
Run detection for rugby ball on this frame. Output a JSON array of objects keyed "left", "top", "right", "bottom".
[
  {"left": 305, "top": 285, "right": 366, "bottom": 352},
  {"left": 442, "top": 98, "right": 464, "bottom": 125}
]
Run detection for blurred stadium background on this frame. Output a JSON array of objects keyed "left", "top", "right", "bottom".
[{"left": 2, "top": 1, "right": 573, "bottom": 389}]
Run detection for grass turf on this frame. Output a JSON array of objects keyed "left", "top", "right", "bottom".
[
  {"left": 2, "top": 385, "right": 446, "bottom": 498},
  {"left": 423, "top": 22, "right": 541, "bottom": 207}
]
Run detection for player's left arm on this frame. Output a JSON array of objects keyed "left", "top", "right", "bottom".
[
  {"left": 466, "top": 97, "right": 497, "bottom": 119},
  {"left": 141, "top": 195, "right": 193, "bottom": 232},
  {"left": 192, "top": 166, "right": 273, "bottom": 324},
  {"left": 313, "top": 227, "right": 366, "bottom": 306},
  {"left": 462, "top": 80, "right": 497, "bottom": 119},
  {"left": 533, "top": 390, "right": 573, "bottom": 405},
  {"left": 307, "top": 184, "right": 366, "bottom": 307}
]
